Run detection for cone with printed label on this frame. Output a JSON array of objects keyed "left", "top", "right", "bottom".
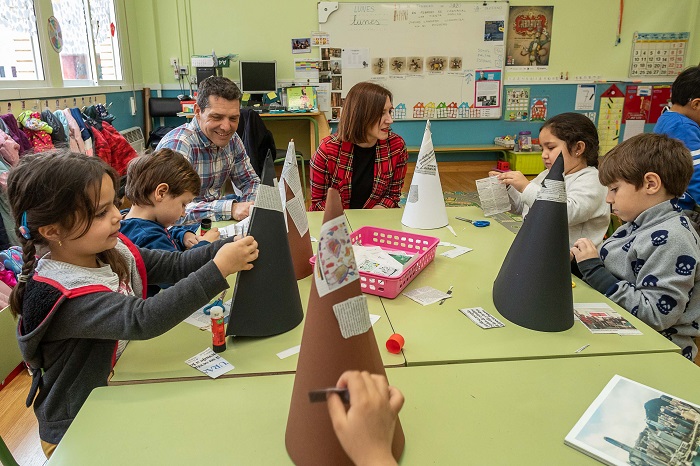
[
  {"left": 401, "top": 120, "right": 448, "bottom": 229},
  {"left": 279, "top": 140, "right": 313, "bottom": 279},
  {"left": 492, "top": 154, "right": 574, "bottom": 332},
  {"left": 286, "top": 188, "right": 404, "bottom": 465},
  {"left": 226, "top": 152, "right": 303, "bottom": 336}
]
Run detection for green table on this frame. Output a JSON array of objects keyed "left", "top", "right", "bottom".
[
  {"left": 344, "top": 207, "right": 680, "bottom": 365},
  {"left": 110, "top": 211, "right": 404, "bottom": 384},
  {"left": 48, "top": 352, "right": 700, "bottom": 465}
]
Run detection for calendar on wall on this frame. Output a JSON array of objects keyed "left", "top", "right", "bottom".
[{"left": 629, "top": 32, "right": 689, "bottom": 78}]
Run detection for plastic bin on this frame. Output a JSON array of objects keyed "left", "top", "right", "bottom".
[
  {"left": 505, "top": 150, "right": 545, "bottom": 175},
  {"left": 311, "top": 226, "right": 440, "bottom": 298},
  {"left": 351, "top": 226, "right": 440, "bottom": 298}
]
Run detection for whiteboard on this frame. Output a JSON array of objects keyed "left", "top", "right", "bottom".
[{"left": 319, "top": 1, "right": 508, "bottom": 120}]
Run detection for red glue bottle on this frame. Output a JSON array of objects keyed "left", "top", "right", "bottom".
[{"left": 211, "top": 305, "right": 226, "bottom": 353}]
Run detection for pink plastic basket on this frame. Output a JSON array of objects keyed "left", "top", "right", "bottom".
[{"left": 350, "top": 226, "right": 440, "bottom": 298}]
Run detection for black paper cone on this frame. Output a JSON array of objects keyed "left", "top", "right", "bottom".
[
  {"left": 227, "top": 153, "right": 304, "bottom": 336},
  {"left": 492, "top": 155, "right": 574, "bottom": 332},
  {"left": 285, "top": 188, "right": 404, "bottom": 465}
]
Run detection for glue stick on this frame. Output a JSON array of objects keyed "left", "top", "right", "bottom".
[
  {"left": 211, "top": 305, "right": 226, "bottom": 353},
  {"left": 200, "top": 218, "right": 212, "bottom": 236}
]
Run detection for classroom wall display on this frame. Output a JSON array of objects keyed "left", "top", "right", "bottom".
[
  {"left": 505, "top": 5, "right": 553, "bottom": 71},
  {"left": 597, "top": 84, "right": 625, "bottom": 155},
  {"left": 318, "top": 1, "right": 509, "bottom": 120},
  {"left": 629, "top": 32, "right": 689, "bottom": 78}
]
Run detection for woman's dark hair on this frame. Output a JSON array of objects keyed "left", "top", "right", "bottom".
[
  {"left": 7, "top": 151, "right": 130, "bottom": 317},
  {"left": 337, "top": 82, "right": 392, "bottom": 145},
  {"left": 541, "top": 112, "right": 600, "bottom": 167}
]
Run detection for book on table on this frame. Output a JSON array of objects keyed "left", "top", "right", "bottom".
[{"left": 565, "top": 375, "right": 700, "bottom": 466}]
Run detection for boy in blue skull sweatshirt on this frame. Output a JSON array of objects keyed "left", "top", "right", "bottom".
[{"left": 571, "top": 134, "right": 700, "bottom": 360}]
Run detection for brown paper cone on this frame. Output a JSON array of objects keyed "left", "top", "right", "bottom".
[
  {"left": 285, "top": 188, "right": 405, "bottom": 465},
  {"left": 285, "top": 181, "right": 314, "bottom": 280}
]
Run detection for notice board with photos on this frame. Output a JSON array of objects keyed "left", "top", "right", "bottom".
[{"left": 318, "top": 2, "right": 509, "bottom": 120}]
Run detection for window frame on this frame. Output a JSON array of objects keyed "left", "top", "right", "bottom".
[{"left": 0, "top": 0, "right": 130, "bottom": 95}]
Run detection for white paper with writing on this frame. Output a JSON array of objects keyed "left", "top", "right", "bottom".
[
  {"left": 402, "top": 286, "right": 452, "bottom": 305},
  {"left": 332, "top": 295, "right": 371, "bottom": 339},
  {"left": 185, "top": 348, "right": 234, "bottom": 378}
]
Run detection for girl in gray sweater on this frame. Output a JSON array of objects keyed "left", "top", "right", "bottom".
[{"left": 7, "top": 151, "right": 259, "bottom": 457}]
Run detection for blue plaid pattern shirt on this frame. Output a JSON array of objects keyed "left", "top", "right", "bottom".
[{"left": 156, "top": 117, "right": 260, "bottom": 224}]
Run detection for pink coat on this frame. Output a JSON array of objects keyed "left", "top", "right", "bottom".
[{"left": 62, "top": 109, "right": 86, "bottom": 154}]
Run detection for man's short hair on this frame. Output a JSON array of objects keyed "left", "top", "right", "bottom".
[
  {"left": 599, "top": 133, "right": 692, "bottom": 197},
  {"left": 670, "top": 66, "right": 700, "bottom": 106},
  {"left": 125, "top": 149, "right": 201, "bottom": 206},
  {"left": 196, "top": 76, "right": 242, "bottom": 110}
]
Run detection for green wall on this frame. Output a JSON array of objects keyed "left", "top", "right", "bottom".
[{"left": 128, "top": 0, "right": 700, "bottom": 86}]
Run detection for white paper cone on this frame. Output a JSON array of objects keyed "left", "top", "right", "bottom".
[{"left": 401, "top": 121, "right": 448, "bottom": 229}]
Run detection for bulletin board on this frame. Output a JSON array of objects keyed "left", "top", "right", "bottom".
[{"left": 318, "top": 2, "right": 509, "bottom": 120}]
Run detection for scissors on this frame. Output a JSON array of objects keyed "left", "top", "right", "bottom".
[
  {"left": 202, "top": 289, "right": 227, "bottom": 315},
  {"left": 455, "top": 217, "right": 490, "bottom": 227}
]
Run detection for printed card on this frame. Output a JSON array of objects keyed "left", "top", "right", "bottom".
[{"left": 185, "top": 348, "right": 234, "bottom": 378}]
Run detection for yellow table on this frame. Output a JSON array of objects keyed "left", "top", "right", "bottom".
[
  {"left": 344, "top": 207, "right": 680, "bottom": 365},
  {"left": 48, "top": 352, "right": 700, "bottom": 465},
  {"left": 110, "top": 211, "right": 404, "bottom": 385}
]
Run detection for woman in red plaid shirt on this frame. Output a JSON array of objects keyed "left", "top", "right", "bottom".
[{"left": 310, "top": 82, "right": 408, "bottom": 211}]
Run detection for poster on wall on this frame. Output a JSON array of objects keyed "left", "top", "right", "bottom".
[
  {"left": 505, "top": 6, "right": 553, "bottom": 72},
  {"left": 505, "top": 87, "right": 530, "bottom": 121}
]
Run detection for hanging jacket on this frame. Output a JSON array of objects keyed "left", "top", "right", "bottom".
[
  {"left": 0, "top": 130, "right": 20, "bottom": 167},
  {"left": 62, "top": 109, "right": 86, "bottom": 154},
  {"left": 91, "top": 121, "right": 137, "bottom": 176},
  {"left": 41, "top": 109, "right": 67, "bottom": 144},
  {"left": 0, "top": 113, "right": 32, "bottom": 154},
  {"left": 53, "top": 110, "right": 70, "bottom": 142},
  {"left": 18, "top": 111, "right": 54, "bottom": 153},
  {"left": 0, "top": 118, "right": 10, "bottom": 136},
  {"left": 69, "top": 108, "right": 93, "bottom": 156},
  {"left": 236, "top": 107, "right": 277, "bottom": 177}
]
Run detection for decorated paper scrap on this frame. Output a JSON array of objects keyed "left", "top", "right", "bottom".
[
  {"left": 185, "top": 348, "right": 234, "bottom": 378},
  {"left": 314, "top": 216, "right": 358, "bottom": 297},
  {"left": 536, "top": 179, "right": 567, "bottom": 203},
  {"left": 254, "top": 183, "right": 284, "bottom": 212},
  {"left": 440, "top": 246, "right": 472, "bottom": 258},
  {"left": 332, "top": 295, "right": 371, "bottom": 339},
  {"left": 574, "top": 303, "right": 642, "bottom": 335},
  {"left": 219, "top": 217, "right": 250, "bottom": 239},
  {"left": 277, "top": 345, "right": 301, "bottom": 359},
  {"left": 402, "top": 286, "right": 452, "bottom": 306},
  {"left": 286, "top": 197, "right": 309, "bottom": 237},
  {"left": 459, "top": 307, "right": 505, "bottom": 329},
  {"left": 476, "top": 176, "right": 511, "bottom": 216}
]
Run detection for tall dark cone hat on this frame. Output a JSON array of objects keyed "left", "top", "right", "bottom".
[
  {"left": 279, "top": 140, "right": 313, "bottom": 279},
  {"left": 492, "top": 154, "right": 574, "bottom": 332},
  {"left": 285, "top": 188, "right": 405, "bottom": 465},
  {"left": 226, "top": 152, "right": 303, "bottom": 337}
]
